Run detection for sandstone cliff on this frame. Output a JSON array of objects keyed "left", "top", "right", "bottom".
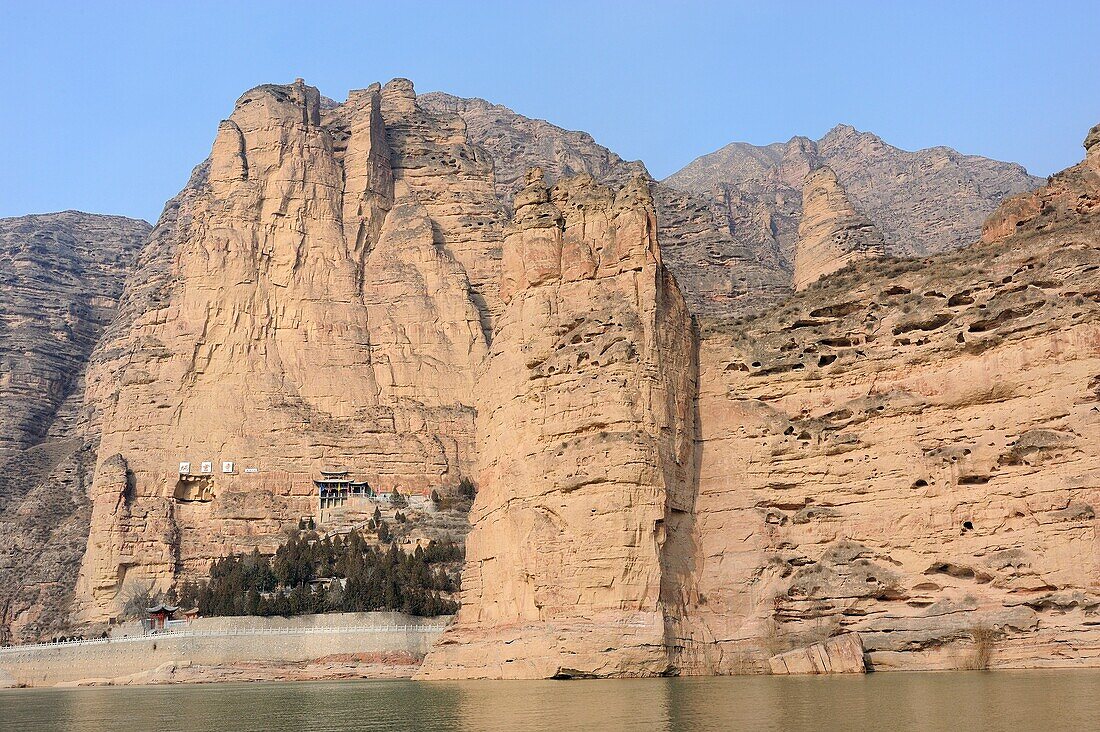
[
  {"left": 74, "top": 79, "right": 500, "bottom": 620},
  {"left": 982, "top": 123, "right": 1100, "bottom": 245},
  {"left": 0, "top": 212, "right": 148, "bottom": 644},
  {"left": 793, "top": 166, "right": 885, "bottom": 290},
  {"left": 418, "top": 171, "right": 700, "bottom": 679},
  {"left": 687, "top": 125, "right": 1100, "bottom": 672}
]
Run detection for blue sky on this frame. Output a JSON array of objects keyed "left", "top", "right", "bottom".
[{"left": 2, "top": 1, "right": 1098, "bottom": 223}]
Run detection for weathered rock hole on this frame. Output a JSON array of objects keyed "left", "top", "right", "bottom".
[
  {"left": 950, "top": 290, "right": 976, "bottom": 306},
  {"left": 786, "top": 319, "right": 831, "bottom": 330},
  {"left": 893, "top": 313, "right": 954, "bottom": 335},
  {"left": 809, "top": 301, "right": 863, "bottom": 318}
]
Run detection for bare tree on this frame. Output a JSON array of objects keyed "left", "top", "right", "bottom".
[{"left": 121, "top": 579, "right": 156, "bottom": 620}]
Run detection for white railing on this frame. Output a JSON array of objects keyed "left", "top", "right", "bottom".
[{"left": 0, "top": 622, "right": 451, "bottom": 655}]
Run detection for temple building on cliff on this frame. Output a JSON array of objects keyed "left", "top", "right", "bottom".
[{"left": 314, "top": 469, "right": 372, "bottom": 511}]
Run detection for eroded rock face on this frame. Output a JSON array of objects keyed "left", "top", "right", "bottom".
[
  {"left": 75, "top": 80, "right": 500, "bottom": 620},
  {"left": 0, "top": 213, "right": 148, "bottom": 464},
  {"left": 982, "top": 123, "right": 1100, "bottom": 245},
  {"left": 793, "top": 166, "right": 885, "bottom": 290},
  {"left": 0, "top": 212, "right": 148, "bottom": 644},
  {"left": 417, "top": 171, "right": 699, "bottom": 679},
  {"left": 688, "top": 135, "right": 1100, "bottom": 671},
  {"left": 767, "top": 633, "right": 867, "bottom": 674}
]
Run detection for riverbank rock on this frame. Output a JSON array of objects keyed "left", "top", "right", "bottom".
[{"left": 767, "top": 633, "right": 867, "bottom": 674}]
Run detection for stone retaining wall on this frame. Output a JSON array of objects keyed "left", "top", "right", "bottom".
[{"left": 0, "top": 612, "right": 449, "bottom": 687}]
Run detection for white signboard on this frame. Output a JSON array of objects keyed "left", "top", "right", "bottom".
[
  {"left": 200, "top": 461, "right": 213, "bottom": 474},
  {"left": 244, "top": 467, "right": 259, "bottom": 474},
  {"left": 222, "top": 461, "right": 235, "bottom": 474},
  {"left": 178, "top": 462, "right": 191, "bottom": 475}
]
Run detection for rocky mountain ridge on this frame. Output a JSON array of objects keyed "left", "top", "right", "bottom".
[
  {"left": 665, "top": 123, "right": 1043, "bottom": 293},
  {"left": 423, "top": 97, "right": 1042, "bottom": 327},
  {"left": 420, "top": 92, "right": 792, "bottom": 323}
]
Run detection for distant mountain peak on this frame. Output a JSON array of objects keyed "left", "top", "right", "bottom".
[{"left": 663, "top": 124, "right": 1043, "bottom": 262}]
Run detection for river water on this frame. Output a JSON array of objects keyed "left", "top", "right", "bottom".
[{"left": 1, "top": 671, "right": 1097, "bottom": 731}]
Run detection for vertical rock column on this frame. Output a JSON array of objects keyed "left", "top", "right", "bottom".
[
  {"left": 793, "top": 166, "right": 885, "bottom": 291},
  {"left": 418, "top": 170, "right": 700, "bottom": 679},
  {"left": 77, "top": 80, "right": 388, "bottom": 618}
]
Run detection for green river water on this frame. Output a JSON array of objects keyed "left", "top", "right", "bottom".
[{"left": 1, "top": 670, "right": 1097, "bottom": 731}]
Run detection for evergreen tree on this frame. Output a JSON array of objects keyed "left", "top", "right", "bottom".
[{"left": 191, "top": 531, "right": 462, "bottom": 618}]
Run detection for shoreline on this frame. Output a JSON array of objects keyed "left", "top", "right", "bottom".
[
  {"left": 5, "top": 613, "right": 1099, "bottom": 689},
  {"left": 8, "top": 652, "right": 1100, "bottom": 690},
  {"left": 45, "top": 651, "right": 423, "bottom": 689},
  {"left": 8, "top": 662, "right": 1100, "bottom": 691}
]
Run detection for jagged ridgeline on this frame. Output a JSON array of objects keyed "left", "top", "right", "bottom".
[{"left": 1, "top": 77, "right": 1096, "bottom": 679}]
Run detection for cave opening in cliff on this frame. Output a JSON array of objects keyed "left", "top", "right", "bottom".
[{"left": 173, "top": 474, "right": 214, "bottom": 502}]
